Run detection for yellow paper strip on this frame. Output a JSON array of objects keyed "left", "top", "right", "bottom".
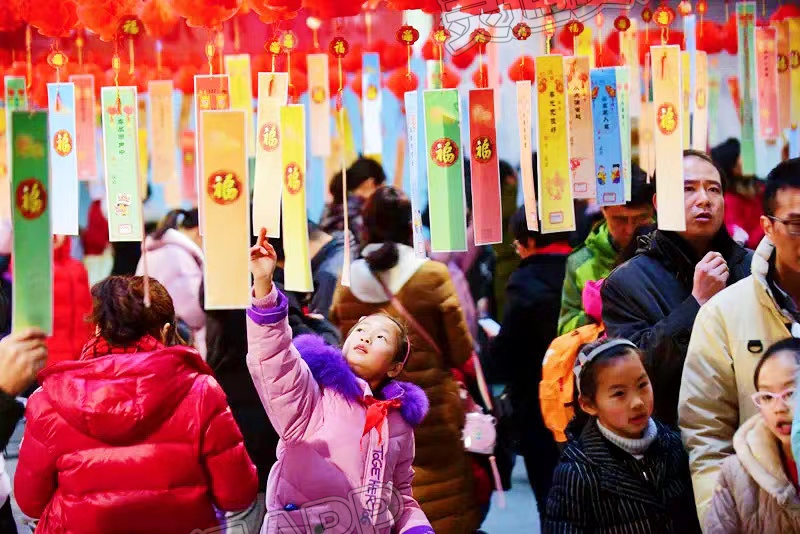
[
  {"left": 280, "top": 105, "right": 313, "bottom": 292},
  {"left": 574, "top": 27, "right": 594, "bottom": 68},
  {"left": 148, "top": 80, "right": 179, "bottom": 207},
  {"left": 681, "top": 51, "right": 691, "bottom": 149},
  {"left": 566, "top": 56, "right": 596, "bottom": 199},
  {"left": 516, "top": 81, "right": 538, "bottom": 231},
  {"left": 652, "top": 46, "right": 686, "bottom": 231},
  {"left": 307, "top": 54, "right": 332, "bottom": 157},
  {"left": 620, "top": 20, "right": 641, "bottom": 118},
  {"left": 535, "top": 55, "right": 575, "bottom": 233},
  {"left": 254, "top": 72, "right": 288, "bottom": 237},
  {"left": 775, "top": 20, "right": 792, "bottom": 133},
  {"left": 201, "top": 110, "right": 250, "bottom": 309},
  {"left": 693, "top": 52, "right": 709, "bottom": 151},
  {"left": 789, "top": 19, "right": 800, "bottom": 130},
  {"left": 224, "top": 54, "right": 255, "bottom": 157},
  {"left": 194, "top": 74, "right": 231, "bottom": 233}
]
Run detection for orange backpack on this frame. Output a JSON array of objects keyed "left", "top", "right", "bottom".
[{"left": 539, "top": 323, "right": 605, "bottom": 443}]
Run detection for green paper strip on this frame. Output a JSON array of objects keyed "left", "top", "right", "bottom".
[
  {"left": 423, "top": 89, "right": 467, "bottom": 252},
  {"left": 737, "top": 1, "right": 757, "bottom": 175},
  {"left": 616, "top": 67, "right": 632, "bottom": 202},
  {"left": 11, "top": 111, "right": 52, "bottom": 334}
]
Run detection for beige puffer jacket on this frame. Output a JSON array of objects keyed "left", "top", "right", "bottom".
[{"left": 704, "top": 415, "right": 800, "bottom": 533}]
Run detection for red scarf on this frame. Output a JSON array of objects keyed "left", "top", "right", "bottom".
[
  {"left": 81, "top": 335, "right": 165, "bottom": 360},
  {"left": 361, "top": 396, "right": 402, "bottom": 444}
]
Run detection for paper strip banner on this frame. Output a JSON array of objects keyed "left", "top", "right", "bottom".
[
  {"left": 788, "top": 18, "right": 800, "bottom": 131},
  {"left": 534, "top": 56, "right": 575, "bottom": 233},
  {"left": 11, "top": 111, "right": 53, "bottom": 334},
  {"left": 254, "top": 72, "right": 288, "bottom": 237},
  {"left": 615, "top": 67, "right": 632, "bottom": 202},
  {"left": 468, "top": 88, "right": 502, "bottom": 244},
  {"left": 148, "top": 80, "right": 179, "bottom": 206},
  {"left": 69, "top": 74, "right": 98, "bottom": 181},
  {"left": 101, "top": 86, "right": 144, "bottom": 242},
  {"left": 651, "top": 45, "right": 686, "bottom": 231},
  {"left": 3, "top": 76, "right": 27, "bottom": 220},
  {"left": 362, "top": 52, "right": 383, "bottom": 158},
  {"left": 280, "top": 105, "right": 313, "bottom": 292},
  {"left": 224, "top": 54, "right": 255, "bottom": 157},
  {"left": 620, "top": 19, "right": 641, "bottom": 118},
  {"left": 775, "top": 20, "right": 792, "bottom": 133},
  {"left": 591, "top": 67, "right": 624, "bottom": 207},
  {"left": 681, "top": 52, "right": 692, "bottom": 149},
  {"left": 200, "top": 110, "right": 251, "bottom": 309},
  {"left": 756, "top": 26, "right": 779, "bottom": 141},
  {"left": 423, "top": 89, "right": 468, "bottom": 252},
  {"left": 516, "top": 81, "right": 538, "bottom": 230},
  {"left": 639, "top": 101, "right": 656, "bottom": 177},
  {"left": 574, "top": 27, "right": 594, "bottom": 68},
  {"left": 307, "top": 54, "right": 331, "bottom": 157},
  {"left": 181, "top": 130, "right": 197, "bottom": 205},
  {"left": 404, "top": 91, "right": 426, "bottom": 258},
  {"left": 684, "top": 15, "right": 697, "bottom": 148},
  {"left": 737, "top": 1, "right": 757, "bottom": 175},
  {"left": 47, "top": 83, "right": 79, "bottom": 235},
  {"left": 709, "top": 58, "right": 721, "bottom": 146},
  {"left": 693, "top": 52, "right": 709, "bottom": 151},
  {"left": 0, "top": 114, "right": 6, "bottom": 219},
  {"left": 427, "top": 60, "right": 442, "bottom": 90},
  {"left": 137, "top": 98, "right": 149, "bottom": 193},
  {"left": 194, "top": 75, "right": 230, "bottom": 231},
  {"left": 566, "top": 56, "right": 595, "bottom": 199}
]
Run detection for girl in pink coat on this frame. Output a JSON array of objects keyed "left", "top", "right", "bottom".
[{"left": 247, "top": 228, "right": 433, "bottom": 534}]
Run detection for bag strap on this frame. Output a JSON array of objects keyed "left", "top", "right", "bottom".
[{"left": 375, "top": 276, "right": 443, "bottom": 357}]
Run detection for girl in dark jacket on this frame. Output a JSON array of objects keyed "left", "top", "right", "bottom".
[{"left": 544, "top": 338, "right": 701, "bottom": 534}]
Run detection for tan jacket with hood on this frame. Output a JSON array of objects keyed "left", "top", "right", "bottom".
[
  {"left": 679, "top": 238, "right": 799, "bottom": 524},
  {"left": 704, "top": 415, "right": 800, "bottom": 533}
]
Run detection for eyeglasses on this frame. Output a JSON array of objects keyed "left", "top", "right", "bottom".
[
  {"left": 751, "top": 387, "right": 796, "bottom": 408},
  {"left": 767, "top": 216, "right": 800, "bottom": 237}
]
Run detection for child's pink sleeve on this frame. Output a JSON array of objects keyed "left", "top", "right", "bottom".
[
  {"left": 392, "top": 433, "right": 433, "bottom": 534},
  {"left": 246, "top": 285, "right": 321, "bottom": 443}
]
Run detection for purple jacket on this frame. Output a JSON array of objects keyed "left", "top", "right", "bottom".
[{"left": 246, "top": 286, "right": 433, "bottom": 534}]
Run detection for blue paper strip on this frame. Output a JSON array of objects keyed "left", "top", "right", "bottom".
[{"left": 591, "top": 68, "right": 624, "bottom": 206}]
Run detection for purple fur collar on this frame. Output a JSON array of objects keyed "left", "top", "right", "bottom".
[{"left": 293, "top": 334, "right": 429, "bottom": 427}]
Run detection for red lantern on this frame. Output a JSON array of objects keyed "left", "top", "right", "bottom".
[
  {"left": 770, "top": 4, "right": 800, "bottom": 21},
  {"left": 75, "top": 0, "right": 139, "bottom": 41},
  {"left": 173, "top": 64, "right": 199, "bottom": 94},
  {"left": 421, "top": 39, "right": 442, "bottom": 61},
  {"left": 440, "top": 64, "right": 460, "bottom": 89},
  {"left": 396, "top": 25, "right": 420, "bottom": 46},
  {"left": 250, "top": 0, "right": 300, "bottom": 24},
  {"left": 654, "top": 6, "right": 676, "bottom": 28},
  {"left": 0, "top": 0, "right": 24, "bottom": 33},
  {"left": 139, "top": 0, "right": 179, "bottom": 39},
  {"left": 697, "top": 22, "right": 724, "bottom": 54},
  {"left": 614, "top": 15, "right": 631, "bottom": 32},
  {"left": 513, "top": 22, "right": 531, "bottom": 41},
  {"left": 379, "top": 41, "right": 407, "bottom": 72},
  {"left": 508, "top": 56, "right": 535, "bottom": 83},
  {"left": 329, "top": 37, "right": 350, "bottom": 59},
  {"left": 340, "top": 43, "right": 362, "bottom": 73},
  {"left": 118, "top": 16, "right": 144, "bottom": 42},
  {"left": 697, "top": 0, "right": 707, "bottom": 16},
  {"left": 641, "top": 8, "right": 653, "bottom": 24},
  {"left": 566, "top": 19, "right": 584, "bottom": 36},
  {"left": 678, "top": 1, "right": 692, "bottom": 17},
  {"left": 386, "top": 69, "right": 418, "bottom": 101},
  {"left": 432, "top": 26, "right": 450, "bottom": 44},
  {"left": 26, "top": 0, "right": 78, "bottom": 38},
  {"left": 471, "top": 28, "right": 491, "bottom": 52},
  {"left": 169, "top": 0, "right": 241, "bottom": 30},
  {"left": 451, "top": 45, "right": 478, "bottom": 70}
]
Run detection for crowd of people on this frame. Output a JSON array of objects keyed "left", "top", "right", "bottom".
[{"left": 0, "top": 141, "right": 799, "bottom": 533}]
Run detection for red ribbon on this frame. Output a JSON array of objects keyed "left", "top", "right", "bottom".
[{"left": 362, "top": 396, "right": 402, "bottom": 444}]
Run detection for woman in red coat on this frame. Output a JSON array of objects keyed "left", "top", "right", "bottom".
[{"left": 14, "top": 276, "right": 257, "bottom": 534}]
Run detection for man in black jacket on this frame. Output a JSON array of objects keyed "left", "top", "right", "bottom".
[
  {"left": 601, "top": 150, "right": 753, "bottom": 428},
  {"left": 488, "top": 207, "right": 572, "bottom": 513}
]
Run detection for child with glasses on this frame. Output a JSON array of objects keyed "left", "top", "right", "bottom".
[{"left": 704, "top": 338, "right": 800, "bottom": 533}]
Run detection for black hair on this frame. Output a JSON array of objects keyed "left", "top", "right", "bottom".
[
  {"left": 763, "top": 158, "right": 800, "bottom": 217},
  {"left": 753, "top": 337, "right": 800, "bottom": 390},
  {"left": 683, "top": 149, "right": 728, "bottom": 191},
  {"left": 625, "top": 161, "right": 655, "bottom": 209},
  {"left": 153, "top": 209, "right": 199, "bottom": 240},
  {"left": 349, "top": 157, "right": 386, "bottom": 190},
  {"left": 361, "top": 186, "right": 412, "bottom": 273},
  {"left": 577, "top": 338, "right": 644, "bottom": 401},
  {"left": 329, "top": 171, "right": 345, "bottom": 205},
  {"left": 508, "top": 206, "right": 570, "bottom": 249},
  {"left": 499, "top": 159, "right": 515, "bottom": 183},
  {"left": 710, "top": 138, "right": 741, "bottom": 183}
]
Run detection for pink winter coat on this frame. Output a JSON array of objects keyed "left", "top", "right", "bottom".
[{"left": 246, "top": 286, "right": 433, "bottom": 534}]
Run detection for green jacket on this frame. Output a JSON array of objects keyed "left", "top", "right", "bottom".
[{"left": 557, "top": 221, "right": 617, "bottom": 335}]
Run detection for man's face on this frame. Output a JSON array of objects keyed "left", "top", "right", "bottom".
[
  {"left": 762, "top": 187, "right": 800, "bottom": 273},
  {"left": 602, "top": 205, "right": 654, "bottom": 250},
  {"left": 679, "top": 155, "right": 725, "bottom": 245}
]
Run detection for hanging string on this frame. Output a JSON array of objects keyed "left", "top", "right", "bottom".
[
  {"left": 25, "top": 25, "right": 32, "bottom": 95},
  {"left": 113, "top": 40, "right": 121, "bottom": 108},
  {"left": 438, "top": 41, "right": 444, "bottom": 87},
  {"left": 76, "top": 32, "right": 84, "bottom": 71},
  {"left": 336, "top": 43, "right": 351, "bottom": 286}
]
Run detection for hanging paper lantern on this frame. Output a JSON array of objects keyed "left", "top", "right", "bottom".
[
  {"left": 47, "top": 50, "right": 69, "bottom": 70},
  {"left": 350, "top": 70, "right": 362, "bottom": 98},
  {"left": 513, "top": 22, "right": 531, "bottom": 41},
  {"left": 118, "top": 16, "right": 144, "bottom": 42},
  {"left": 440, "top": 64, "right": 460, "bottom": 89},
  {"left": 432, "top": 26, "right": 450, "bottom": 45},
  {"left": 722, "top": 15, "right": 737, "bottom": 55},
  {"left": 678, "top": 1, "right": 692, "bottom": 17},
  {"left": 508, "top": 56, "right": 535, "bottom": 83},
  {"left": 169, "top": 0, "right": 241, "bottom": 30},
  {"left": 396, "top": 25, "right": 420, "bottom": 46},
  {"left": 339, "top": 43, "right": 362, "bottom": 73},
  {"left": 329, "top": 37, "right": 350, "bottom": 59},
  {"left": 421, "top": 39, "right": 442, "bottom": 61},
  {"left": 139, "top": 0, "right": 179, "bottom": 39},
  {"left": 641, "top": 7, "right": 653, "bottom": 23},
  {"left": 386, "top": 68, "right": 418, "bottom": 101},
  {"left": 303, "top": 0, "right": 362, "bottom": 19},
  {"left": 288, "top": 69, "right": 307, "bottom": 100},
  {"left": 251, "top": 0, "right": 300, "bottom": 24},
  {"left": 282, "top": 30, "right": 298, "bottom": 53},
  {"left": 654, "top": 5, "right": 676, "bottom": 28},
  {"left": 595, "top": 42, "right": 621, "bottom": 68},
  {"left": 697, "top": 0, "right": 707, "bottom": 15},
  {"left": 566, "top": 19, "right": 584, "bottom": 37},
  {"left": 614, "top": 15, "right": 631, "bottom": 32},
  {"left": 451, "top": 44, "right": 478, "bottom": 70},
  {"left": 471, "top": 28, "right": 492, "bottom": 53},
  {"left": 472, "top": 63, "right": 488, "bottom": 88},
  {"left": 173, "top": 64, "right": 200, "bottom": 93},
  {"left": 0, "top": 0, "right": 24, "bottom": 33},
  {"left": 75, "top": 0, "right": 139, "bottom": 41},
  {"left": 770, "top": 4, "right": 800, "bottom": 21},
  {"left": 697, "top": 22, "right": 724, "bottom": 54},
  {"left": 379, "top": 41, "right": 407, "bottom": 72},
  {"left": 26, "top": 0, "right": 79, "bottom": 38}
]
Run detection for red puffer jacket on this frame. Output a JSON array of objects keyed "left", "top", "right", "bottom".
[{"left": 14, "top": 336, "right": 258, "bottom": 534}]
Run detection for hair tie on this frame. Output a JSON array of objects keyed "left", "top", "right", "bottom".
[{"left": 574, "top": 339, "right": 638, "bottom": 395}]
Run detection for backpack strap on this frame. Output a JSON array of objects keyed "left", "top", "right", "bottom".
[{"left": 375, "top": 276, "right": 443, "bottom": 357}]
